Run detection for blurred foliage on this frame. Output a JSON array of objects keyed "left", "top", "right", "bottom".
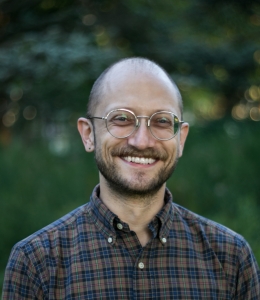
[
  {"left": 1, "top": 0, "right": 260, "bottom": 295},
  {"left": 1, "top": 0, "right": 260, "bottom": 132}
]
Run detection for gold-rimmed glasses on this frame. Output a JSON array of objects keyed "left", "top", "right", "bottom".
[{"left": 87, "top": 108, "right": 184, "bottom": 141}]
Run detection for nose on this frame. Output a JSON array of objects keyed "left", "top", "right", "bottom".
[{"left": 127, "top": 118, "right": 156, "bottom": 149}]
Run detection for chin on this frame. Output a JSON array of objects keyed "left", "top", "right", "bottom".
[{"left": 105, "top": 175, "right": 165, "bottom": 198}]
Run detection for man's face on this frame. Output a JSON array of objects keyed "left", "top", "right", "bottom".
[{"left": 91, "top": 68, "right": 188, "bottom": 197}]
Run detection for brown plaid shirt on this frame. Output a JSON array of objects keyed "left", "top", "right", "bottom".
[{"left": 2, "top": 185, "right": 260, "bottom": 299}]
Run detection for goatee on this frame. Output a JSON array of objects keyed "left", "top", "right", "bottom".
[{"left": 94, "top": 145, "right": 179, "bottom": 198}]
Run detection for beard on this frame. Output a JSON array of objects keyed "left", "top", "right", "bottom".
[{"left": 94, "top": 144, "right": 179, "bottom": 198}]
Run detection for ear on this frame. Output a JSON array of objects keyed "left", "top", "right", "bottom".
[
  {"left": 178, "top": 122, "right": 189, "bottom": 157},
  {"left": 77, "top": 118, "right": 95, "bottom": 152}
]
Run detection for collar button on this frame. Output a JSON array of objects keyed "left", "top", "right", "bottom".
[
  {"left": 161, "top": 237, "right": 167, "bottom": 244},
  {"left": 117, "top": 223, "right": 123, "bottom": 230}
]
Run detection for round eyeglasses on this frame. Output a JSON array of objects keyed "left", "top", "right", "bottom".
[{"left": 87, "top": 108, "right": 184, "bottom": 141}]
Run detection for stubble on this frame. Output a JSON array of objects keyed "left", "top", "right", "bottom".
[{"left": 94, "top": 145, "right": 179, "bottom": 199}]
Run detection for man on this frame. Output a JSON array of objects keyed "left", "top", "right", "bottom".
[{"left": 2, "top": 57, "right": 260, "bottom": 299}]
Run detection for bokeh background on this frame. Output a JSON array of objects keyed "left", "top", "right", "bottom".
[{"left": 1, "top": 0, "right": 260, "bottom": 293}]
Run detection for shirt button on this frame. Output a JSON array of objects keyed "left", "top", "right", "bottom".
[
  {"left": 138, "top": 262, "right": 144, "bottom": 269},
  {"left": 108, "top": 237, "right": 113, "bottom": 243},
  {"left": 161, "top": 237, "right": 167, "bottom": 244},
  {"left": 117, "top": 223, "right": 123, "bottom": 230}
]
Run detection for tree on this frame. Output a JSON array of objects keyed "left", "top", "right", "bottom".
[{"left": 0, "top": 0, "right": 260, "bottom": 136}]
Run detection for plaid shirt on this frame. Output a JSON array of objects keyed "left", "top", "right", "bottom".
[{"left": 2, "top": 185, "right": 260, "bottom": 299}]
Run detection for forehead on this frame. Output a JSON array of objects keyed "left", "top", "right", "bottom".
[{"left": 95, "top": 66, "right": 181, "bottom": 116}]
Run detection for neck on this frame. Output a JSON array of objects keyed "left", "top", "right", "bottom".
[{"left": 99, "top": 176, "right": 166, "bottom": 246}]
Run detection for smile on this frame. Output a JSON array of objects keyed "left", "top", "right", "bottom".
[{"left": 122, "top": 156, "right": 156, "bottom": 165}]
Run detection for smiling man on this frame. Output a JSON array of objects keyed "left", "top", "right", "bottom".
[{"left": 2, "top": 58, "right": 260, "bottom": 299}]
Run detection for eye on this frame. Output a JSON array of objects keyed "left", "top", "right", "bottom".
[
  {"left": 152, "top": 116, "right": 173, "bottom": 128},
  {"left": 114, "top": 113, "right": 129, "bottom": 122},
  {"left": 157, "top": 117, "right": 171, "bottom": 124},
  {"left": 108, "top": 111, "right": 136, "bottom": 126}
]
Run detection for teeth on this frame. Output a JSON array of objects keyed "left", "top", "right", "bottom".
[
  {"left": 148, "top": 158, "right": 155, "bottom": 164},
  {"left": 123, "top": 156, "right": 156, "bottom": 165}
]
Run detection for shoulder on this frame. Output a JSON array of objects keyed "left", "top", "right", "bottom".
[
  {"left": 171, "top": 202, "right": 255, "bottom": 265},
  {"left": 11, "top": 203, "right": 94, "bottom": 257},
  {"left": 3, "top": 203, "right": 95, "bottom": 298},
  {"left": 171, "top": 203, "right": 260, "bottom": 297},
  {"left": 172, "top": 202, "right": 245, "bottom": 243}
]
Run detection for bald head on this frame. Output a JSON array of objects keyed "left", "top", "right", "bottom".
[{"left": 87, "top": 57, "right": 183, "bottom": 118}]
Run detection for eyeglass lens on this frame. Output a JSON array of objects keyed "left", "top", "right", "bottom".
[{"left": 106, "top": 110, "right": 180, "bottom": 140}]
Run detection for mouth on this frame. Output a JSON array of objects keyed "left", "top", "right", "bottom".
[{"left": 122, "top": 156, "right": 156, "bottom": 165}]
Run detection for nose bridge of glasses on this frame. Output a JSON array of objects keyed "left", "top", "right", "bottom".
[{"left": 136, "top": 115, "right": 150, "bottom": 128}]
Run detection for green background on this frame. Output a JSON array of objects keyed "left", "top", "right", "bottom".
[{"left": 1, "top": 0, "right": 260, "bottom": 293}]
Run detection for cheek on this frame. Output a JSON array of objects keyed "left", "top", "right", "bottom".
[
  {"left": 166, "top": 141, "right": 179, "bottom": 162},
  {"left": 94, "top": 136, "right": 119, "bottom": 161},
  {"left": 93, "top": 122, "right": 108, "bottom": 140}
]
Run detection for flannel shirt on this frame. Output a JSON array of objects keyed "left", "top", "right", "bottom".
[{"left": 2, "top": 185, "right": 260, "bottom": 299}]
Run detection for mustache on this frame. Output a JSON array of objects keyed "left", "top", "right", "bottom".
[{"left": 110, "top": 146, "right": 168, "bottom": 161}]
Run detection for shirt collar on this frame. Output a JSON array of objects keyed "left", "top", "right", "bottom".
[
  {"left": 88, "top": 184, "right": 174, "bottom": 242},
  {"left": 89, "top": 185, "right": 117, "bottom": 240},
  {"left": 156, "top": 188, "right": 174, "bottom": 241}
]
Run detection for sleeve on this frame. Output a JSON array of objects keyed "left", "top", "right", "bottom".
[
  {"left": 1, "top": 245, "right": 43, "bottom": 300},
  {"left": 235, "top": 241, "right": 260, "bottom": 300}
]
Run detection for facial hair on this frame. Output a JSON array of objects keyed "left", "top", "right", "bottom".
[{"left": 94, "top": 144, "right": 179, "bottom": 198}]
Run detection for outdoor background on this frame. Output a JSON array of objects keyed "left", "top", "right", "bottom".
[{"left": 1, "top": 0, "right": 260, "bottom": 293}]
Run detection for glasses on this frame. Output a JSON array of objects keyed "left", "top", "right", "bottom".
[{"left": 87, "top": 108, "right": 184, "bottom": 141}]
